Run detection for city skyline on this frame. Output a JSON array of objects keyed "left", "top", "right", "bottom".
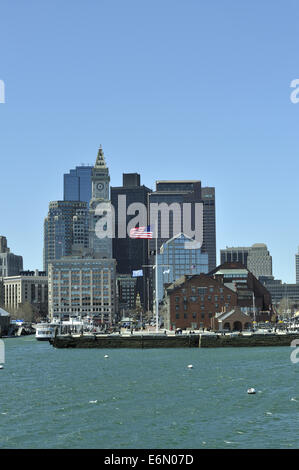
[
  {"left": 1, "top": 1, "right": 299, "bottom": 283},
  {"left": 1, "top": 149, "right": 298, "bottom": 284}
]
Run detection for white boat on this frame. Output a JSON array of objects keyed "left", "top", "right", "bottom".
[
  {"left": 35, "top": 317, "right": 98, "bottom": 341},
  {"left": 252, "top": 328, "right": 275, "bottom": 335},
  {"left": 35, "top": 322, "right": 57, "bottom": 341}
]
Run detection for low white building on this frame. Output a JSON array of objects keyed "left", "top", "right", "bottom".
[{"left": 3, "top": 270, "right": 48, "bottom": 316}]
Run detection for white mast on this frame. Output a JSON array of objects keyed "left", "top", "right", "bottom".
[{"left": 155, "top": 220, "right": 159, "bottom": 333}]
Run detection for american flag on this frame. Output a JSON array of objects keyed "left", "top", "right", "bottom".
[{"left": 129, "top": 225, "right": 153, "bottom": 239}]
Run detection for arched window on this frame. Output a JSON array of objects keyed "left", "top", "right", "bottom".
[{"left": 233, "top": 321, "right": 242, "bottom": 331}]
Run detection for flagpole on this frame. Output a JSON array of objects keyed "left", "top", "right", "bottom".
[{"left": 155, "top": 220, "right": 159, "bottom": 333}]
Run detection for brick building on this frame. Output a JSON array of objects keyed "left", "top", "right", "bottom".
[
  {"left": 209, "top": 262, "right": 272, "bottom": 319},
  {"left": 161, "top": 273, "right": 237, "bottom": 330},
  {"left": 161, "top": 262, "right": 273, "bottom": 330}
]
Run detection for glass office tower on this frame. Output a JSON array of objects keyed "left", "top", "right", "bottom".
[
  {"left": 111, "top": 173, "right": 152, "bottom": 310},
  {"left": 43, "top": 201, "right": 89, "bottom": 272},
  {"left": 157, "top": 233, "right": 209, "bottom": 301},
  {"left": 64, "top": 165, "right": 93, "bottom": 203},
  {"left": 148, "top": 180, "right": 216, "bottom": 271}
]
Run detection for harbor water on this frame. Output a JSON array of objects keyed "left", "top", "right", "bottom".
[{"left": 0, "top": 336, "right": 299, "bottom": 449}]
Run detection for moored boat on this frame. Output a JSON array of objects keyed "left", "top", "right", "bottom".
[{"left": 35, "top": 322, "right": 57, "bottom": 341}]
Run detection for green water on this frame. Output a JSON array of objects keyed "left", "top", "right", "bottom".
[{"left": 0, "top": 336, "right": 299, "bottom": 449}]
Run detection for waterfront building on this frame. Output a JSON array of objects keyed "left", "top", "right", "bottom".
[
  {"left": 3, "top": 270, "right": 48, "bottom": 318},
  {"left": 43, "top": 201, "right": 89, "bottom": 272},
  {"left": 220, "top": 244, "right": 272, "bottom": 279},
  {"left": 48, "top": 255, "right": 116, "bottom": 323},
  {"left": 0, "top": 236, "right": 23, "bottom": 277},
  {"left": 148, "top": 181, "right": 216, "bottom": 272},
  {"left": 157, "top": 233, "right": 209, "bottom": 302},
  {"left": 212, "top": 307, "right": 253, "bottom": 331},
  {"left": 111, "top": 173, "right": 152, "bottom": 309},
  {"left": 161, "top": 261, "right": 272, "bottom": 330},
  {"left": 161, "top": 273, "right": 237, "bottom": 330},
  {"left": 209, "top": 262, "right": 272, "bottom": 316},
  {"left": 88, "top": 146, "right": 112, "bottom": 258},
  {"left": 64, "top": 165, "right": 93, "bottom": 203},
  {"left": 116, "top": 274, "right": 137, "bottom": 315}
]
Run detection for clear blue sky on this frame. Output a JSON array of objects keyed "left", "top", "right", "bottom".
[{"left": 1, "top": 0, "right": 299, "bottom": 282}]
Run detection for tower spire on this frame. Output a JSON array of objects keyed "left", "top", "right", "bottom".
[{"left": 95, "top": 145, "right": 106, "bottom": 168}]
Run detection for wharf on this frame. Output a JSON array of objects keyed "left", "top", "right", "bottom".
[{"left": 49, "top": 332, "right": 299, "bottom": 348}]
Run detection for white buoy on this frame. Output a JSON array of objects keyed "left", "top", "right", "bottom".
[
  {"left": 187, "top": 364, "right": 193, "bottom": 369},
  {"left": 104, "top": 355, "right": 109, "bottom": 358},
  {"left": 0, "top": 365, "right": 3, "bottom": 370},
  {"left": 247, "top": 388, "right": 256, "bottom": 394}
]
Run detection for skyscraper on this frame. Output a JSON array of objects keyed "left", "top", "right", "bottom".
[
  {"left": 47, "top": 147, "right": 117, "bottom": 324},
  {"left": 43, "top": 200, "right": 89, "bottom": 272},
  {"left": 220, "top": 244, "right": 272, "bottom": 279},
  {"left": 220, "top": 246, "right": 250, "bottom": 266},
  {"left": 0, "top": 236, "right": 23, "bottom": 277},
  {"left": 88, "top": 146, "right": 112, "bottom": 258},
  {"left": 148, "top": 180, "right": 216, "bottom": 272},
  {"left": 64, "top": 165, "right": 93, "bottom": 203},
  {"left": 111, "top": 173, "right": 152, "bottom": 309},
  {"left": 247, "top": 244, "right": 272, "bottom": 279},
  {"left": 147, "top": 180, "right": 216, "bottom": 311}
]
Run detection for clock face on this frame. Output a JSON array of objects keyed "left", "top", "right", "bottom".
[{"left": 97, "top": 183, "right": 104, "bottom": 191}]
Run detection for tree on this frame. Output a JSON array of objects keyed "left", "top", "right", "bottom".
[{"left": 9, "top": 302, "right": 38, "bottom": 323}]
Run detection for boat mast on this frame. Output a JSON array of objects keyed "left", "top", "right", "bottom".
[
  {"left": 252, "top": 292, "right": 256, "bottom": 324},
  {"left": 155, "top": 220, "right": 159, "bottom": 333}
]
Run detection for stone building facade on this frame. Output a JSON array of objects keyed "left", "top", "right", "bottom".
[
  {"left": 48, "top": 256, "right": 116, "bottom": 323},
  {"left": 3, "top": 270, "right": 48, "bottom": 318}
]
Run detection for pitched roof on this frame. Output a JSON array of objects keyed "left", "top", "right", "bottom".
[
  {"left": 215, "top": 308, "right": 251, "bottom": 321},
  {"left": 0, "top": 307, "right": 10, "bottom": 316}
]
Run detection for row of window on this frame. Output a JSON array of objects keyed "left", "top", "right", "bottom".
[
  {"left": 175, "top": 295, "right": 231, "bottom": 303},
  {"left": 180, "top": 286, "right": 224, "bottom": 295},
  {"left": 175, "top": 312, "right": 213, "bottom": 319}
]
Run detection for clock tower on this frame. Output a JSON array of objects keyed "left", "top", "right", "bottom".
[
  {"left": 91, "top": 145, "right": 110, "bottom": 202},
  {"left": 89, "top": 146, "right": 113, "bottom": 258}
]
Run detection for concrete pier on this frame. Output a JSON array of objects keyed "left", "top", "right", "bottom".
[
  {"left": 49, "top": 333, "right": 199, "bottom": 348},
  {"left": 49, "top": 333, "right": 299, "bottom": 348}
]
